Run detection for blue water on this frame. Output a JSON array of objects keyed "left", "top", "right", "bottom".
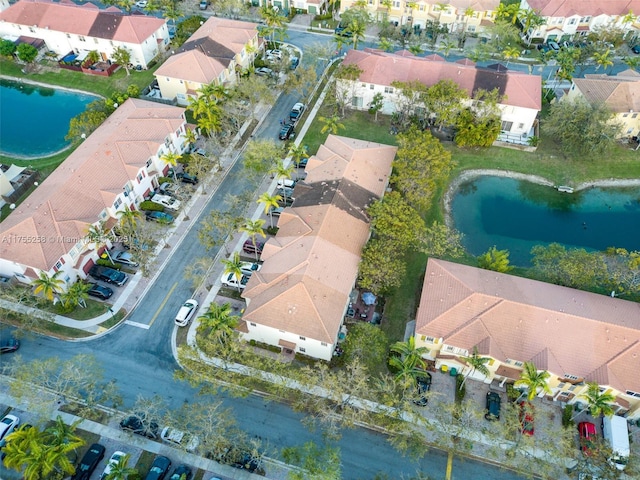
[
  {"left": 451, "top": 176, "right": 640, "bottom": 266},
  {"left": 0, "top": 78, "right": 96, "bottom": 158}
]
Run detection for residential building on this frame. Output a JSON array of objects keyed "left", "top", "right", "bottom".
[
  {"left": 414, "top": 258, "right": 640, "bottom": 421},
  {"left": 565, "top": 69, "right": 640, "bottom": 138},
  {"left": 260, "top": 0, "right": 327, "bottom": 15},
  {"left": 339, "top": 0, "right": 500, "bottom": 31},
  {"left": 0, "top": 0, "right": 170, "bottom": 69},
  {"left": 340, "top": 49, "right": 542, "bottom": 142},
  {"left": 154, "top": 17, "right": 260, "bottom": 106},
  {"left": 240, "top": 135, "right": 397, "bottom": 361},
  {"left": 519, "top": 0, "right": 640, "bottom": 43},
  {"left": 0, "top": 99, "right": 188, "bottom": 289}
]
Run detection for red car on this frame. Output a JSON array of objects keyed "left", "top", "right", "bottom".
[
  {"left": 518, "top": 401, "right": 535, "bottom": 436},
  {"left": 578, "top": 421, "right": 597, "bottom": 455}
]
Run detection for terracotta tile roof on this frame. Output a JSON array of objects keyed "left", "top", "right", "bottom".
[
  {"left": 242, "top": 136, "right": 397, "bottom": 343},
  {"left": 0, "top": 0, "right": 166, "bottom": 44},
  {"left": 573, "top": 71, "right": 640, "bottom": 113},
  {"left": 343, "top": 49, "right": 542, "bottom": 110},
  {"left": 416, "top": 259, "right": 640, "bottom": 394},
  {"left": 526, "top": 0, "right": 640, "bottom": 17},
  {"left": 155, "top": 17, "right": 258, "bottom": 83},
  {"left": 0, "top": 99, "right": 185, "bottom": 271},
  {"left": 445, "top": 0, "right": 500, "bottom": 10}
]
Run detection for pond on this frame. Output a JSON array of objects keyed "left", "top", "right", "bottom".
[
  {"left": 451, "top": 175, "right": 640, "bottom": 266},
  {"left": 0, "top": 78, "right": 97, "bottom": 158}
]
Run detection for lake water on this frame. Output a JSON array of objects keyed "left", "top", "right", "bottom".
[
  {"left": 451, "top": 175, "right": 640, "bottom": 266},
  {"left": 0, "top": 78, "right": 96, "bottom": 158}
]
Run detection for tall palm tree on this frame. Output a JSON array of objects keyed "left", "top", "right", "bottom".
[
  {"left": 288, "top": 143, "right": 309, "bottom": 169},
  {"left": 104, "top": 453, "right": 138, "bottom": 480},
  {"left": 378, "top": 37, "right": 394, "bottom": 52},
  {"left": 514, "top": 361, "right": 552, "bottom": 401},
  {"left": 257, "top": 192, "right": 282, "bottom": 228},
  {"left": 593, "top": 49, "right": 614, "bottom": 72},
  {"left": 269, "top": 160, "right": 295, "bottom": 202},
  {"left": 160, "top": 151, "right": 182, "bottom": 180},
  {"left": 46, "top": 415, "right": 84, "bottom": 451},
  {"left": 86, "top": 222, "right": 113, "bottom": 262},
  {"left": 221, "top": 252, "right": 245, "bottom": 292},
  {"left": 33, "top": 270, "right": 64, "bottom": 302},
  {"left": 260, "top": 5, "right": 285, "bottom": 45},
  {"left": 116, "top": 206, "right": 142, "bottom": 240},
  {"left": 60, "top": 281, "right": 91, "bottom": 310},
  {"left": 197, "top": 302, "right": 238, "bottom": 343},
  {"left": 347, "top": 19, "right": 366, "bottom": 50},
  {"left": 319, "top": 115, "right": 345, "bottom": 135},
  {"left": 501, "top": 46, "right": 521, "bottom": 67},
  {"left": 239, "top": 219, "right": 266, "bottom": 261},
  {"left": 388, "top": 336, "right": 429, "bottom": 387},
  {"left": 459, "top": 347, "right": 490, "bottom": 389},
  {"left": 182, "top": 127, "right": 197, "bottom": 151},
  {"left": 580, "top": 382, "right": 616, "bottom": 418}
]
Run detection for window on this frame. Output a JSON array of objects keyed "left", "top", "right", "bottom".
[
  {"left": 513, "top": 361, "right": 523, "bottom": 367},
  {"left": 384, "top": 86, "right": 394, "bottom": 94},
  {"left": 299, "top": 347, "right": 306, "bottom": 352},
  {"left": 632, "top": 113, "right": 638, "bottom": 118},
  {"left": 623, "top": 113, "right": 629, "bottom": 117},
  {"left": 66, "top": 33, "right": 71, "bottom": 39},
  {"left": 250, "top": 322, "right": 256, "bottom": 326},
  {"left": 29, "top": 27, "right": 35, "bottom": 33},
  {"left": 568, "top": 18, "right": 576, "bottom": 25},
  {"left": 393, "top": 1, "right": 400, "bottom": 7},
  {"left": 422, "top": 335, "right": 435, "bottom": 343},
  {"left": 79, "top": 36, "right": 86, "bottom": 42},
  {"left": 517, "top": 123, "right": 524, "bottom": 129},
  {"left": 557, "top": 382, "right": 567, "bottom": 389},
  {"left": 626, "top": 390, "right": 640, "bottom": 398},
  {"left": 564, "top": 374, "right": 579, "bottom": 380},
  {"left": 299, "top": 336, "right": 306, "bottom": 341},
  {"left": 627, "top": 128, "right": 634, "bottom": 134},
  {"left": 164, "top": 136, "right": 171, "bottom": 148},
  {"left": 370, "top": 84, "right": 374, "bottom": 90},
  {"left": 137, "top": 172, "right": 144, "bottom": 183},
  {"left": 146, "top": 158, "right": 152, "bottom": 168},
  {"left": 55, "top": 261, "right": 63, "bottom": 270},
  {"left": 501, "top": 121, "right": 513, "bottom": 131},
  {"left": 352, "top": 96, "right": 363, "bottom": 108},
  {"left": 94, "top": 38, "right": 99, "bottom": 44},
  {"left": 558, "top": 391, "right": 571, "bottom": 397},
  {"left": 468, "top": 25, "right": 476, "bottom": 32},
  {"left": 581, "top": 16, "right": 591, "bottom": 23},
  {"left": 114, "top": 198, "right": 122, "bottom": 209},
  {"left": 321, "top": 342, "right": 327, "bottom": 346}
]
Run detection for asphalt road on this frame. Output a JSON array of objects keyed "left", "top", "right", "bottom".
[{"left": 0, "top": 28, "right": 541, "bottom": 480}]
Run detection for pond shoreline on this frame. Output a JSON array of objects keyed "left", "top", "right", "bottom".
[{"left": 443, "top": 169, "right": 640, "bottom": 229}]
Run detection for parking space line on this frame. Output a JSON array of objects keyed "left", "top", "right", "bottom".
[
  {"left": 446, "top": 451, "right": 453, "bottom": 480},
  {"left": 148, "top": 282, "right": 178, "bottom": 328}
]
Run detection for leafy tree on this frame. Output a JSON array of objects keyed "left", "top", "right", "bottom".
[
  {"left": 0, "top": 39, "right": 16, "bottom": 57},
  {"left": 112, "top": 46, "right": 132, "bottom": 75},
  {"left": 65, "top": 106, "right": 109, "bottom": 143},
  {"left": 282, "top": 441, "right": 342, "bottom": 480},
  {"left": 368, "top": 92, "right": 384, "bottom": 122},
  {"left": 478, "top": 246, "right": 513, "bottom": 272},
  {"left": 454, "top": 107, "right": 501, "bottom": 147},
  {"left": 593, "top": 49, "right": 614, "bottom": 72},
  {"left": 393, "top": 127, "right": 455, "bottom": 212},
  {"left": 288, "top": 143, "right": 309, "bottom": 168},
  {"left": 283, "top": 64, "right": 317, "bottom": 97},
  {"left": 16, "top": 43, "right": 38, "bottom": 63},
  {"left": 59, "top": 281, "right": 90, "bottom": 311},
  {"left": 357, "top": 239, "right": 406, "bottom": 294},
  {"left": 424, "top": 79, "right": 468, "bottom": 130},
  {"left": 243, "top": 139, "right": 283, "bottom": 180},
  {"left": 341, "top": 322, "right": 388, "bottom": 375},
  {"left": 32, "top": 271, "right": 64, "bottom": 302},
  {"left": 388, "top": 336, "right": 429, "bottom": 388},
  {"left": 269, "top": 159, "right": 295, "bottom": 198},
  {"left": 514, "top": 362, "right": 552, "bottom": 401},
  {"left": 531, "top": 243, "right": 608, "bottom": 290},
  {"left": 334, "top": 63, "right": 364, "bottom": 117},
  {"left": 259, "top": 5, "right": 286, "bottom": 44},
  {"left": 198, "top": 210, "right": 244, "bottom": 255},
  {"left": 368, "top": 191, "right": 426, "bottom": 251},
  {"left": 46, "top": 416, "right": 84, "bottom": 453},
  {"left": 580, "top": 382, "right": 616, "bottom": 418},
  {"left": 390, "top": 81, "right": 428, "bottom": 131},
  {"left": 197, "top": 302, "right": 238, "bottom": 344},
  {"left": 603, "top": 247, "right": 640, "bottom": 296},
  {"left": 221, "top": 252, "right": 244, "bottom": 292},
  {"left": 239, "top": 218, "right": 266, "bottom": 261},
  {"left": 378, "top": 37, "right": 394, "bottom": 52},
  {"left": 545, "top": 98, "right": 621, "bottom": 158},
  {"left": 459, "top": 347, "right": 490, "bottom": 389},
  {"left": 420, "top": 221, "right": 464, "bottom": 258}
]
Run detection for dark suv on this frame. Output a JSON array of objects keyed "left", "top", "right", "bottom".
[
  {"left": 242, "top": 240, "right": 264, "bottom": 256},
  {"left": 89, "top": 265, "right": 128, "bottom": 286},
  {"left": 413, "top": 373, "right": 432, "bottom": 406},
  {"left": 278, "top": 123, "right": 295, "bottom": 140},
  {"left": 71, "top": 443, "right": 105, "bottom": 480},
  {"left": 120, "top": 413, "right": 159, "bottom": 439},
  {"left": 485, "top": 391, "right": 501, "bottom": 421}
]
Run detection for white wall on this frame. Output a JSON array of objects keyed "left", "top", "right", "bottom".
[{"left": 242, "top": 322, "right": 335, "bottom": 361}]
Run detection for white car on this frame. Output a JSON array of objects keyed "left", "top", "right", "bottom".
[
  {"left": 159, "top": 182, "right": 180, "bottom": 197},
  {"left": 255, "top": 67, "right": 273, "bottom": 77},
  {"left": 0, "top": 415, "right": 19, "bottom": 441},
  {"left": 151, "top": 194, "right": 181, "bottom": 211},
  {"left": 101, "top": 451, "right": 126, "bottom": 480},
  {"left": 277, "top": 178, "right": 296, "bottom": 189},
  {"left": 175, "top": 299, "right": 198, "bottom": 327},
  {"left": 135, "top": 0, "right": 147, "bottom": 7},
  {"left": 265, "top": 49, "right": 282, "bottom": 60},
  {"left": 221, "top": 272, "right": 250, "bottom": 290},
  {"left": 160, "top": 427, "right": 199, "bottom": 452},
  {"left": 240, "top": 262, "right": 262, "bottom": 276}
]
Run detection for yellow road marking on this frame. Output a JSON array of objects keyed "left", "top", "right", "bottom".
[
  {"left": 446, "top": 451, "right": 454, "bottom": 480},
  {"left": 148, "top": 282, "right": 178, "bottom": 327}
]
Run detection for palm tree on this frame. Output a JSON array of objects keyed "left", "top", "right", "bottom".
[
  {"left": 104, "top": 453, "right": 138, "bottom": 480},
  {"left": 269, "top": 160, "right": 294, "bottom": 202},
  {"left": 623, "top": 55, "right": 640, "bottom": 71},
  {"left": 239, "top": 219, "right": 266, "bottom": 261},
  {"left": 160, "top": 151, "right": 182, "bottom": 180},
  {"left": 260, "top": 5, "right": 285, "bottom": 45},
  {"left": 514, "top": 361, "right": 552, "bottom": 401},
  {"left": 221, "top": 252, "right": 245, "bottom": 292},
  {"left": 347, "top": 19, "right": 366, "bottom": 50},
  {"left": 408, "top": 44, "right": 423, "bottom": 56},
  {"left": 378, "top": 37, "right": 394, "bottom": 52},
  {"left": 257, "top": 192, "right": 282, "bottom": 228},
  {"left": 46, "top": 415, "right": 84, "bottom": 451},
  {"left": 502, "top": 46, "right": 521, "bottom": 67},
  {"left": 116, "top": 205, "right": 142, "bottom": 239},
  {"left": 593, "top": 49, "right": 614, "bottom": 72},
  {"left": 439, "top": 39, "right": 456, "bottom": 57},
  {"left": 182, "top": 127, "right": 197, "bottom": 151},
  {"left": 319, "top": 115, "right": 345, "bottom": 135},
  {"left": 86, "top": 222, "right": 113, "bottom": 262},
  {"left": 60, "top": 281, "right": 91, "bottom": 310},
  {"left": 288, "top": 143, "right": 309, "bottom": 169},
  {"left": 580, "top": 382, "right": 616, "bottom": 418},
  {"left": 459, "top": 347, "right": 491, "bottom": 389},
  {"left": 33, "top": 270, "right": 64, "bottom": 302},
  {"left": 388, "top": 336, "right": 429, "bottom": 387},
  {"left": 197, "top": 302, "right": 238, "bottom": 343}
]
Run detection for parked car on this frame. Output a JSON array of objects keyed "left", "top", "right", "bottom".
[
  {"left": 240, "top": 262, "right": 262, "bottom": 276},
  {"left": 135, "top": 0, "right": 147, "bottom": 7},
  {"left": 277, "top": 196, "right": 294, "bottom": 207},
  {"left": 0, "top": 337, "right": 20, "bottom": 354},
  {"left": 413, "top": 373, "right": 432, "bottom": 406},
  {"left": 484, "top": 392, "right": 501, "bottom": 421},
  {"left": 169, "top": 465, "right": 192, "bottom": 480},
  {"left": 145, "top": 211, "right": 175, "bottom": 224},
  {"left": 159, "top": 182, "right": 180, "bottom": 197},
  {"left": 277, "top": 178, "right": 297, "bottom": 189},
  {"left": 518, "top": 401, "right": 535, "bottom": 436},
  {"left": 255, "top": 67, "right": 274, "bottom": 77},
  {"left": 289, "top": 102, "right": 306, "bottom": 122},
  {"left": 269, "top": 206, "right": 284, "bottom": 217},
  {"left": 536, "top": 43, "right": 551, "bottom": 53},
  {"left": 279, "top": 123, "right": 295, "bottom": 140},
  {"left": 89, "top": 265, "right": 128, "bottom": 286},
  {"left": 290, "top": 56, "right": 300, "bottom": 69},
  {"left": 120, "top": 413, "right": 159, "bottom": 439},
  {"left": 334, "top": 23, "right": 352, "bottom": 37},
  {"left": 265, "top": 49, "right": 282, "bottom": 61},
  {"left": 175, "top": 299, "right": 199, "bottom": 327},
  {"left": 71, "top": 443, "right": 106, "bottom": 480},
  {"left": 632, "top": 44, "right": 640, "bottom": 54},
  {"left": 294, "top": 156, "right": 308, "bottom": 168},
  {"left": 578, "top": 421, "right": 597, "bottom": 455},
  {"left": 151, "top": 194, "right": 181, "bottom": 211},
  {"left": 161, "top": 427, "right": 199, "bottom": 452},
  {"left": 277, "top": 186, "right": 295, "bottom": 198},
  {"left": 548, "top": 40, "right": 560, "bottom": 51},
  {"left": 0, "top": 415, "right": 19, "bottom": 441},
  {"left": 87, "top": 283, "right": 114, "bottom": 300},
  {"left": 145, "top": 456, "right": 171, "bottom": 480},
  {"left": 221, "top": 272, "right": 250, "bottom": 290},
  {"left": 112, "top": 250, "right": 139, "bottom": 267},
  {"left": 243, "top": 240, "right": 265, "bottom": 256},
  {"left": 199, "top": 0, "right": 208, "bottom": 10},
  {"left": 176, "top": 172, "right": 198, "bottom": 184},
  {"left": 101, "top": 451, "right": 126, "bottom": 480}
]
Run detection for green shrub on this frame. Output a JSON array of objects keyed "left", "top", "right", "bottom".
[
  {"left": 96, "top": 258, "right": 122, "bottom": 269},
  {"left": 562, "top": 404, "right": 574, "bottom": 428},
  {"left": 455, "top": 374, "right": 466, "bottom": 403},
  {"left": 314, "top": 13, "right": 332, "bottom": 21},
  {"left": 506, "top": 383, "right": 520, "bottom": 402},
  {"left": 139, "top": 200, "right": 164, "bottom": 212},
  {"left": 158, "top": 176, "right": 173, "bottom": 185},
  {"left": 266, "top": 226, "right": 279, "bottom": 235}
]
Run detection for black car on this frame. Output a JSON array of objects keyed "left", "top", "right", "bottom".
[
  {"left": 485, "top": 391, "right": 501, "bottom": 421},
  {"left": 120, "top": 413, "right": 159, "bottom": 439},
  {"left": 71, "top": 443, "right": 105, "bottom": 480},
  {"left": 145, "top": 456, "right": 171, "bottom": 480},
  {"left": 242, "top": 240, "right": 265, "bottom": 256},
  {"left": 334, "top": 23, "right": 353, "bottom": 37},
  {"left": 89, "top": 265, "right": 128, "bottom": 286},
  {"left": 87, "top": 283, "right": 114, "bottom": 300},
  {"left": 168, "top": 465, "right": 192, "bottom": 480},
  {"left": 0, "top": 337, "right": 20, "bottom": 354},
  {"left": 294, "top": 156, "right": 308, "bottom": 168},
  {"left": 279, "top": 123, "right": 295, "bottom": 140},
  {"left": 632, "top": 44, "right": 640, "bottom": 54},
  {"left": 176, "top": 172, "right": 198, "bottom": 184},
  {"left": 413, "top": 373, "right": 432, "bottom": 406}
]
